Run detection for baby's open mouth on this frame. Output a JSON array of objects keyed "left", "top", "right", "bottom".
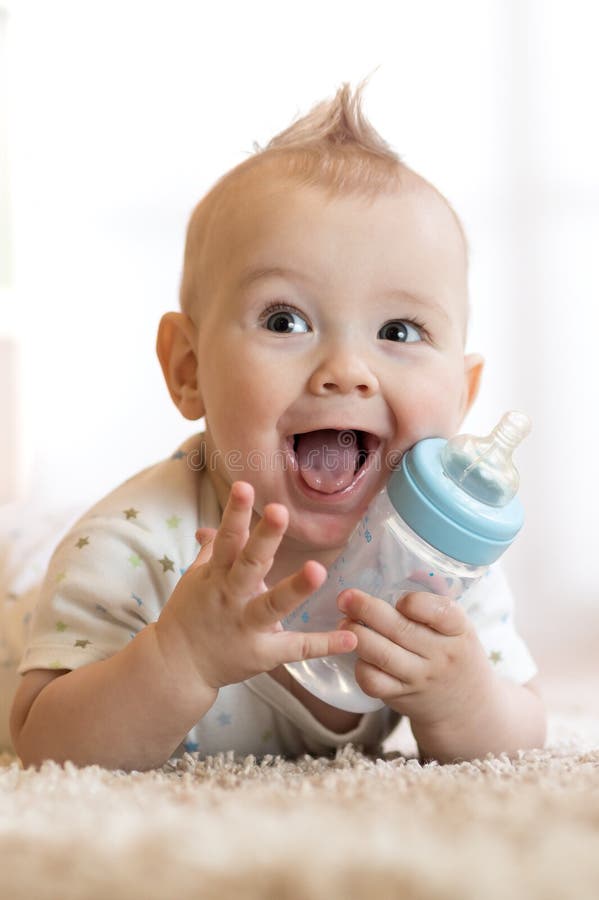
[{"left": 289, "top": 428, "right": 380, "bottom": 494}]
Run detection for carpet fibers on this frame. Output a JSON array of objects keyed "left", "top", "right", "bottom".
[{"left": 1, "top": 705, "right": 599, "bottom": 900}]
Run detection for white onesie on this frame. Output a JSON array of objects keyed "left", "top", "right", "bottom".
[{"left": 1, "top": 432, "right": 537, "bottom": 758}]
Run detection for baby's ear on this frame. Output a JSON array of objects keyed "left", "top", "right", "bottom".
[
  {"left": 460, "top": 353, "right": 484, "bottom": 420},
  {"left": 156, "top": 312, "right": 205, "bottom": 420}
]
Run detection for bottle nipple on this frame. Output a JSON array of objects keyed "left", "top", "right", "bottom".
[{"left": 441, "top": 411, "right": 531, "bottom": 507}]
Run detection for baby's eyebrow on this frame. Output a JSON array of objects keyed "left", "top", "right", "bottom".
[
  {"left": 380, "top": 288, "right": 451, "bottom": 325},
  {"left": 237, "top": 265, "right": 315, "bottom": 290},
  {"left": 237, "top": 265, "right": 452, "bottom": 325}
]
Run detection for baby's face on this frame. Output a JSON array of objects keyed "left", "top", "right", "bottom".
[{"left": 193, "top": 174, "right": 481, "bottom": 551}]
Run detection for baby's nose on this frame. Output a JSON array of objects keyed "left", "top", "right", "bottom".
[{"left": 308, "top": 346, "right": 379, "bottom": 396}]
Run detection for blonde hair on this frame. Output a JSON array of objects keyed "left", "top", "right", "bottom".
[
  {"left": 249, "top": 75, "right": 402, "bottom": 195},
  {"left": 180, "top": 76, "right": 466, "bottom": 318}
]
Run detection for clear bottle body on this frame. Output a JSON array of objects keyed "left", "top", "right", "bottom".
[{"left": 282, "top": 489, "right": 487, "bottom": 713}]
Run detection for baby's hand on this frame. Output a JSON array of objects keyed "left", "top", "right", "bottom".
[
  {"left": 337, "top": 589, "right": 494, "bottom": 728},
  {"left": 155, "top": 481, "right": 357, "bottom": 691}
]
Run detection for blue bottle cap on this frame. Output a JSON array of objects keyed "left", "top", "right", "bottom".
[{"left": 387, "top": 438, "right": 524, "bottom": 566}]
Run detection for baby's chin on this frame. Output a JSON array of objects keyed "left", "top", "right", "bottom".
[{"left": 282, "top": 514, "right": 358, "bottom": 557}]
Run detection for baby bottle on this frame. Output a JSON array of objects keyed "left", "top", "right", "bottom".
[{"left": 282, "top": 411, "right": 531, "bottom": 713}]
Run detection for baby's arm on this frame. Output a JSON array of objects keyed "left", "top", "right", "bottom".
[
  {"left": 11, "top": 621, "right": 217, "bottom": 771},
  {"left": 11, "top": 481, "right": 356, "bottom": 771}
]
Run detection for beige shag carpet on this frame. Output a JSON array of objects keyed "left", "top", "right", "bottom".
[{"left": 1, "top": 680, "right": 599, "bottom": 900}]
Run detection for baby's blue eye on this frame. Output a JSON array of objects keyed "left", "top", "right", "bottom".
[
  {"left": 378, "top": 320, "right": 422, "bottom": 343},
  {"left": 263, "top": 305, "right": 310, "bottom": 334}
]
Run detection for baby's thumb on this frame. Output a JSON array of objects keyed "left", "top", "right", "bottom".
[{"left": 191, "top": 527, "right": 217, "bottom": 567}]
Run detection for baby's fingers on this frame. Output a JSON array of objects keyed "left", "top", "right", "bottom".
[
  {"left": 398, "top": 591, "right": 467, "bottom": 636},
  {"left": 278, "top": 627, "right": 358, "bottom": 665},
  {"left": 244, "top": 561, "right": 358, "bottom": 660},
  {"left": 187, "top": 528, "right": 217, "bottom": 570},
  {"left": 209, "top": 481, "right": 255, "bottom": 571},
  {"left": 227, "top": 501, "right": 289, "bottom": 597},
  {"left": 246, "top": 560, "right": 357, "bottom": 666},
  {"left": 244, "top": 560, "right": 327, "bottom": 629}
]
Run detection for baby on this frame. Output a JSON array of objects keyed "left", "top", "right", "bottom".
[{"left": 9, "top": 81, "right": 546, "bottom": 770}]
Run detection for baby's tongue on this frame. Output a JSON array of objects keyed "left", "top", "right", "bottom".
[{"left": 295, "top": 429, "right": 358, "bottom": 493}]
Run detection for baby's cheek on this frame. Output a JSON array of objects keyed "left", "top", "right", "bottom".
[
  {"left": 393, "top": 367, "right": 465, "bottom": 441},
  {"left": 214, "top": 371, "right": 271, "bottom": 426},
  {"left": 236, "top": 355, "right": 294, "bottom": 417}
]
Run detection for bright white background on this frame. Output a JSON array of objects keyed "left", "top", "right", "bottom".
[{"left": 1, "top": 0, "right": 598, "bottom": 664}]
